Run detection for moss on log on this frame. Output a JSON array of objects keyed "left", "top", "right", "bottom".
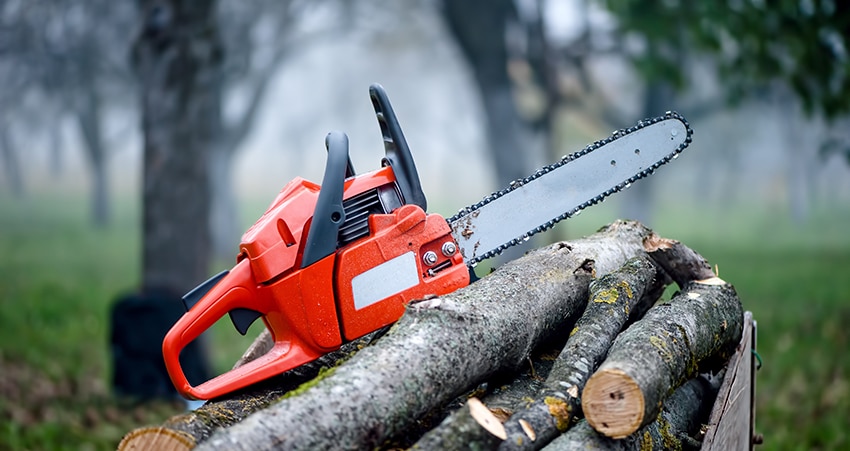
[
  {"left": 192, "top": 221, "right": 654, "bottom": 451},
  {"left": 546, "top": 373, "right": 720, "bottom": 450},
  {"left": 581, "top": 278, "right": 742, "bottom": 439},
  {"left": 499, "top": 255, "right": 666, "bottom": 450}
]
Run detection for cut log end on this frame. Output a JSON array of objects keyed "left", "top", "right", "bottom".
[
  {"left": 581, "top": 368, "right": 644, "bottom": 439},
  {"left": 695, "top": 276, "right": 727, "bottom": 286},
  {"left": 118, "top": 426, "right": 195, "bottom": 451},
  {"left": 469, "top": 397, "right": 507, "bottom": 440}
]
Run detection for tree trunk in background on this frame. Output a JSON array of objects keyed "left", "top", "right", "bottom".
[
  {"left": 75, "top": 82, "right": 110, "bottom": 228},
  {"left": 780, "top": 92, "right": 812, "bottom": 224},
  {"left": 441, "top": 0, "right": 541, "bottom": 188},
  {"left": 209, "top": 142, "right": 240, "bottom": 261},
  {"left": 0, "top": 123, "right": 24, "bottom": 197},
  {"left": 133, "top": 0, "right": 223, "bottom": 294},
  {"left": 49, "top": 116, "right": 64, "bottom": 178},
  {"left": 208, "top": 18, "right": 289, "bottom": 261}
]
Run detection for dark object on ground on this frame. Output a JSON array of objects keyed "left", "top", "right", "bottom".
[{"left": 110, "top": 287, "right": 210, "bottom": 399}]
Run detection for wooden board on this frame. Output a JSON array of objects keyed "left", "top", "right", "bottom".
[{"left": 701, "top": 311, "right": 756, "bottom": 450}]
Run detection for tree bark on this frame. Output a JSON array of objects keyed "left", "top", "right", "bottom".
[
  {"left": 410, "top": 343, "right": 556, "bottom": 450},
  {"left": 642, "top": 234, "right": 715, "bottom": 289},
  {"left": 412, "top": 397, "right": 507, "bottom": 451},
  {"left": 581, "top": 277, "right": 743, "bottom": 439},
  {"left": 118, "top": 329, "right": 386, "bottom": 450},
  {"left": 132, "top": 0, "right": 223, "bottom": 294},
  {"left": 499, "top": 255, "right": 666, "bottom": 450},
  {"left": 546, "top": 373, "right": 721, "bottom": 450},
  {"left": 191, "top": 221, "right": 654, "bottom": 450}
]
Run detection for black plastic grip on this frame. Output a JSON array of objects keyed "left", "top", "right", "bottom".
[
  {"left": 369, "top": 83, "right": 427, "bottom": 211},
  {"left": 301, "top": 132, "right": 350, "bottom": 268}
]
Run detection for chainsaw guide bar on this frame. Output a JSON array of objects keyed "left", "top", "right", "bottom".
[{"left": 448, "top": 112, "right": 693, "bottom": 266}]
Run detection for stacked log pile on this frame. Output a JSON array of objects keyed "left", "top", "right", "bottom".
[{"left": 119, "top": 220, "right": 745, "bottom": 451}]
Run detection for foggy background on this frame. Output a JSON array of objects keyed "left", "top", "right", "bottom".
[
  {"left": 6, "top": 0, "right": 849, "bottom": 239},
  {"left": 2, "top": 0, "right": 850, "bottom": 448}
]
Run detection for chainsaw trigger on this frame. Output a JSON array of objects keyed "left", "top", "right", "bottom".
[
  {"left": 182, "top": 270, "right": 230, "bottom": 312},
  {"left": 228, "top": 307, "right": 263, "bottom": 336}
]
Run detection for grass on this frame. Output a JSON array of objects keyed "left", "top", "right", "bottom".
[{"left": 1, "top": 191, "right": 848, "bottom": 449}]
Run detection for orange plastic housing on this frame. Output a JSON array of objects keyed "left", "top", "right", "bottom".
[{"left": 162, "top": 166, "right": 470, "bottom": 400}]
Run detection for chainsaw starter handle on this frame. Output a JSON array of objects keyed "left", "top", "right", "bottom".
[{"left": 369, "top": 83, "right": 427, "bottom": 211}]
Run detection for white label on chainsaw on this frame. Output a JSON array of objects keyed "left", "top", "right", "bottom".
[{"left": 352, "top": 251, "right": 419, "bottom": 310}]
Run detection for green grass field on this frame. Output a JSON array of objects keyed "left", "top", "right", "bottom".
[{"left": 1, "top": 192, "right": 848, "bottom": 450}]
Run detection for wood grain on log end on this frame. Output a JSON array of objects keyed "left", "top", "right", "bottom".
[
  {"left": 581, "top": 368, "right": 644, "bottom": 439},
  {"left": 118, "top": 426, "right": 195, "bottom": 451}
]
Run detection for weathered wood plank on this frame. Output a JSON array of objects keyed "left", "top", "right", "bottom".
[{"left": 701, "top": 311, "right": 755, "bottom": 451}]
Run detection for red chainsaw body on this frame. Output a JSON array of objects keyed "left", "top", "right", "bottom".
[{"left": 162, "top": 165, "right": 469, "bottom": 400}]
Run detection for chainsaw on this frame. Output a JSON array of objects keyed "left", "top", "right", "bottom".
[{"left": 163, "top": 84, "right": 692, "bottom": 400}]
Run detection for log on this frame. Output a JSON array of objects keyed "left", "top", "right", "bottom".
[
  {"left": 411, "top": 397, "right": 508, "bottom": 450},
  {"left": 581, "top": 277, "right": 743, "bottom": 439},
  {"left": 118, "top": 328, "right": 385, "bottom": 450},
  {"left": 499, "top": 255, "right": 667, "bottom": 450},
  {"left": 642, "top": 234, "right": 716, "bottom": 287},
  {"left": 410, "top": 348, "right": 555, "bottom": 449},
  {"left": 545, "top": 373, "right": 721, "bottom": 450},
  {"left": 231, "top": 328, "right": 274, "bottom": 369},
  {"left": 193, "top": 220, "right": 655, "bottom": 450}
]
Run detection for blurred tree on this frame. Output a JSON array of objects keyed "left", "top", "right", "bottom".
[
  {"left": 440, "top": 0, "right": 551, "bottom": 261},
  {"left": 0, "top": 123, "right": 23, "bottom": 197},
  {"left": 131, "top": 0, "right": 340, "bottom": 288},
  {"left": 473, "top": 0, "right": 850, "bottom": 224},
  {"left": 440, "top": 0, "right": 545, "bottom": 188},
  {"left": 0, "top": 0, "right": 327, "bottom": 241},
  {"left": 598, "top": 0, "right": 850, "bottom": 119},
  {"left": 209, "top": 0, "right": 335, "bottom": 260},
  {"left": 132, "top": 0, "right": 222, "bottom": 293},
  {"left": 592, "top": 0, "right": 850, "bottom": 222},
  {"left": 0, "top": 0, "right": 136, "bottom": 225},
  {"left": 440, "top": 0, "right": 673, "bottom": 225}
]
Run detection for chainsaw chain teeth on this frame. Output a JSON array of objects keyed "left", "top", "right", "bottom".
[{"left": 449, "top": 111, "right": 693, "bottom": 267}]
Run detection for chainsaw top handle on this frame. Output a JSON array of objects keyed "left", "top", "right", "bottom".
[
  {"left": 369, "top": 83, "right": 427, "bottom": 211},
  {"left": 301, "top": 131, "right": 350, "bottom": 268}
]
